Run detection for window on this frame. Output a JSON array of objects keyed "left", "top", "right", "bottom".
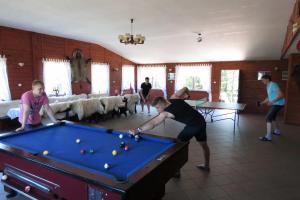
[
  {"left": 122, "top": 65, "right": 135, "bottom": 90},
  {"left": 43, "top": 59, "right": 72, "bottom": 96},
  {"left": 175, "top": 64, "right": 212, "bottom": 99},
  {"left": 91, "top": 63, "right": 110, "bottom": 94},
  {"left": 0, "top": 56, "right": 11, "bottom": 101},
  {"left": 137, "top": 65, "right": 166, "bottom": 92}
]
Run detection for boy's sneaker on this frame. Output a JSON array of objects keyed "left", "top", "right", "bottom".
[
  {"left": 273, "top": 129, "right": 281, "bottom": 136},
  {"left": 259, "top": 136, "right": 272, "bottom": 141},
  {"left": 196, "top": 164, "right": 210, "bottom": 171}
]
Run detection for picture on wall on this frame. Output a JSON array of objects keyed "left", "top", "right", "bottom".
[
  {"left": 282, "top": 70, "right": 288, "bottom": 80},
  {"left": 257, "top": 71, "right": 271, "bottom": 80},
  {"left": 168, "top": 73, "right": 175, "bottom": 80}
]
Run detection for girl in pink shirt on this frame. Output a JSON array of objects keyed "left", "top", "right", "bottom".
[{"left": 16, "top": 80, "right": 57, "bottom": 131}]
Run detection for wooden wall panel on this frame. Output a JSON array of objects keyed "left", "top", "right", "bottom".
[
  {"left": 41, "top": 35, "right": 66, "bottom": 59},
  {"left": 65, "top": 39, "right": 91, "bottom": 59},
  {"left": 0, "top": 26, "right": 135, "bottom": 98},
  {"left": 141, "top": 60, "right": 288, "bottom": 113},
  {"left": 284, "top": 54, "right": 300, "bottom": 124},
  {"left": 212, "top": 60, "right": 288, "bottom": 113},
  {"left": 31, "top": 33, "right": 43, "bottom": 80},
  {"left": 0, "top": 28, "right": 33, "bottom": 99},
  {"left": 1, "top": 28, "right": 32, "bottom": 52},
  {"left": 1, "top": 25, "right": 290, "bottom": 115},
  {"left": 107, "top": 51, "right": 122, "bottom": 95},
  {"left": 90, "top": 44, "right": 105, "bottom": 62}
]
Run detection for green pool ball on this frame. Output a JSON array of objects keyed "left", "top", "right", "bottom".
[{"left": 89, "top": 149, "right": 95, "bottom": 154}]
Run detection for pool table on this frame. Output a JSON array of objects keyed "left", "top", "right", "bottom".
[{"left": 0, "top": 121, "right": 188, "bottom": 200}]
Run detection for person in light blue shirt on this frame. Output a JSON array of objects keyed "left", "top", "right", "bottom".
[{"left": 259, "top": 75, "right": 285, "bottom": 141}]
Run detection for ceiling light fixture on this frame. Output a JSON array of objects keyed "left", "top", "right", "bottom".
[
  {"left": 119, "top": 19, "right": 145, "bottom": 45},
  {"left": 197, "top": 33, "right": 202, "bottom": 43}
]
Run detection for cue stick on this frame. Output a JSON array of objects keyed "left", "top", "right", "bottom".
[
  {"left": 127, "top": 113, "right": 161, "bottom": 135},
  {"left": 137, "top": 114, "right": 160, "bottom": 129}
]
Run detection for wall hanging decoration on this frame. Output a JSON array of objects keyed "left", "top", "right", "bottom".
[{"left": 67, "top": 49, "right": 92, "bottom": 83}]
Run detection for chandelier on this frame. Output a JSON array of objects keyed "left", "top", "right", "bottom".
[{"left": 119, "top": 19, "right": 145, "bottom": 45}]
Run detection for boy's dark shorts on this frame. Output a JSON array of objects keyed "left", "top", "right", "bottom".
[
  {"left": 177, "top": 123, "right": 207, "bottom": 142},
  {"left": 266, "top": 105, "right": 284, "bottom": 122}
]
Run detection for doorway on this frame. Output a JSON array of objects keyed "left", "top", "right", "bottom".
[{"left": 219, "top": 70, "right": 240, "bottom": 103}]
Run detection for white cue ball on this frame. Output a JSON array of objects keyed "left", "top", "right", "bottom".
[
  {"left": 119, "top": 134, "right": 124, "bottom": 139},
  {"left": 104, "top": 163, "right": 110, "bottom": 169},
  {"left": 1, "top": 175, "right": 8, "bottom": 181},
  {"left": 76, "top": 139, "right": 81, "bottom": 144}
]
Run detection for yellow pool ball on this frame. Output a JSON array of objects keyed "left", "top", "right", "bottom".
[
  {"left": 112, "top": 150, "right": 118, "bottom": 156},
  {"left": 43, "top": 150, "right": 49, "bottom": 156}
]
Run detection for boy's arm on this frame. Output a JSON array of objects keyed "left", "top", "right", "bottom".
[
  {"left": 44, "top": 104, "right": 58, "bottom": 123},
  {"left": 16, "top": 104, "right": 30, "bottom": 131},
  {"left": 139, "top": 90, "right": 146, "bottom": 101},
  {"left": 170, "top": 87, "right": 190, "bottom": 99},
  {"left": 129, "top": 112, "right": 168, "bottom": 134},
  {"left": 260, "top": 98, "right": 269, "bottom": 105}
]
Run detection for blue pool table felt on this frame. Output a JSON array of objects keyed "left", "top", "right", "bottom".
[{"left": 0, "top": 123, "right": 175, "bottom": 181}]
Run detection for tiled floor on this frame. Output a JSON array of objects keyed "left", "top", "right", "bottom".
[{"left": 1, "top": 107, "right": 300, "bottom": 200}]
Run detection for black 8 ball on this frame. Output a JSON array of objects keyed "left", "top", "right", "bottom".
[{"left": 120, "top": 142, "right": 126, "bottom": 148}]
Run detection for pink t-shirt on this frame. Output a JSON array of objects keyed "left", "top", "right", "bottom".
[{"left": 19, "top": 91, "right": 49, "bottom": 125}]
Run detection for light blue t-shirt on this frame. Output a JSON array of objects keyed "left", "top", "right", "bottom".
[{"left": 267, "top": 82, "right": 285, "bottom": 106}]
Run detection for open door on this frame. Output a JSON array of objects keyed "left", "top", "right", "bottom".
[{"left": 219, "top": 70, "right": 240, "bottom": 103}]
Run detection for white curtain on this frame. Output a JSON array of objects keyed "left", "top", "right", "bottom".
[
  {"left": 43, "top": 59, "right": 72, "bottom": 96},
  {"left": 91, "top": 63, "right": 110, "bottom": 95},
  {"left": 175, "top": 64, "right": 212, "bottom": 100},
  {"left": 122, "top": 65, "right": 135, "bottom": 91},
  {"left": 0, "top": 56, "right": 11, "bottom": 101},
  {"left": 137, "top": 65, "right": 166, "bottom": 93}
]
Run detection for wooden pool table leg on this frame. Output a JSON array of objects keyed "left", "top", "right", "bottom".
[
  {"left": 152, "top": 184, "right": 165, "bottom": 200},
  {"left": 4, "top": 186, "right": 17, "bottom": 198}
]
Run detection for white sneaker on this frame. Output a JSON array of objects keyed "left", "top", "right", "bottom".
[
  {"left": 273, "top": 129, "right": 281, "bottom": 136},
  {"left": 259, "top": 136, "right": 272, "bottom": 141}
]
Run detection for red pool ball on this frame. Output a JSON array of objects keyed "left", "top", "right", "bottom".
[
  {"left": 80, "top": 149, "right": 86, "bottom": 155},
  {"left": 124, "top": 145, "right": 129, "bottom": 151},
  {"left": 24, "top": 186, "right": 31, "bottom": 193}
]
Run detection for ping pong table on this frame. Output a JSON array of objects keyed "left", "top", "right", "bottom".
[{"left": 185, "top": 99, "right": 246, "bottom": 133}]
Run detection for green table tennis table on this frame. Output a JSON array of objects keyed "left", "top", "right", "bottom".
[{"left": 185, "top": 99, "right": 246, "bottom": 133}]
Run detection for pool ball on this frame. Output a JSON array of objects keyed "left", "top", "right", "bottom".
[
  {"left": 1, "top": 175, "right": 8, "bottom": 181},
  {"left": 112, "top": 150, "right": 118, "bottom": 156},
  {"left": 89, "top": 149, "right": 95, "bottom": 154},
  {"left": 104, "top": 163, "right": 110, "bottom": 169},
  {"left": 76, "top": 139, "right": 81, "bottom": 144},
  {"left": 43, "top": 150, "right": 49, "bottom": 156},
  {"left": 119, "top": 134, "right": 124, "bottom": 139},
  {"left": 135, "top": 135, "right": 140, "bottom": 142},
  {"left": 120, "top": 142, "right": 125, "bottom": 148},
  {"left": 80, "top": 149, "right": 86, "bottom": 155},
  {"left": 24, "top": 186, "right": 31, "bottom": 193},
  {"left": 124, "top": 145, "right": 129, "bottom": 151}
]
